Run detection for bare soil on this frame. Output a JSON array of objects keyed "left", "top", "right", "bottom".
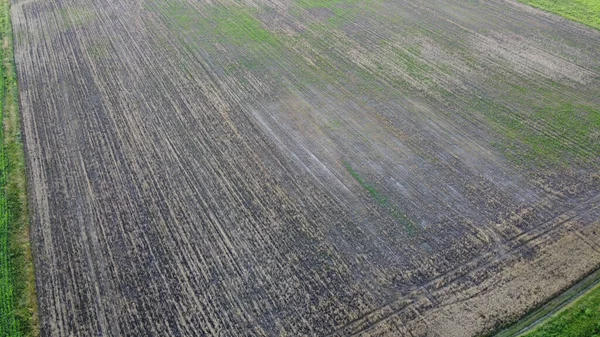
[{"left": 10, "top": 0, "right": 600, "bottom": 335}]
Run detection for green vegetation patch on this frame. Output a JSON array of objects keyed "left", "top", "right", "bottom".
[
  {"left": 399, "top": 44, "right": 432, "bottom": 80},
  {"left": 492, "top": 103, "right": 599, "bottom": 168},
  {"left": 473, "top": 78, "right": 600, "bottom": 168},
  {"left": 521, "top": 283, "right": 600, "bottom": 337},
  {"left": 159, "top": 2, "right": 195, "bottom": 30},
  {"left": 148, "top": 1, "right": 279, "bottom": 48},
  {"left": 295, "top": 0, "right": 379, "bottom": 27},
  {"left": 58, "top": 7, "right": 94, "bottom": 31},
  {"left": 343, "top": 161, "right": 417, "bottom": 234},
  {"left": 0, "top": 0, "right": 38, "bottom": 335},
  {"left": 518, "top": 0, "right": 600, "bottom": 30},
  {"left": 215, "top": 9, "right": 278, "bottom": 46}
]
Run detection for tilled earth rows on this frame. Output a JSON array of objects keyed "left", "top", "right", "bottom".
[{"left": 10, "top": 0, "right": 600, "bottom": 335}]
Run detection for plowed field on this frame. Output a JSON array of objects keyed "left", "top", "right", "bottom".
[{"left": 10, "top": 0, "right": 600, "bottom": 335}]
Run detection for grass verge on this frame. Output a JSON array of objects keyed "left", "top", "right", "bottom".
[
  {"left": 0, "top": 0, "right": 39, "bottom": 335},
  {"left": 491, "top": 267, "right": 600, "bottom": 337},
  {"left": 518, "top": 0, "right": 600, "bottom": 30},
  {"left": 520, "top": 282, "right": 600, "bottom": 337}
]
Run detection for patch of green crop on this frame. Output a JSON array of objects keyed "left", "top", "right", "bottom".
[
  {"left": 143, "top": 0, "right": 285, "bottom": 88},
  {"left": 533, "top": 102, "right": 599, "bottom": 150},
  {"left": 471, "top": 78, "right": 600, "bottom": 169},
  {"left": 344, "top": 161, "right": 388, "bottom": 204},
  {"left": 296, "top": 0, "right": 356, "bottom": 14},
  {"left": 0, "top": 0, "right": 38, "bottom": 335},
  {"left": 501, "top": 105, "right": 598, "bottom": 167},
  {"left": 86, "top": 40, "right": 111, "bottom": 60},
  {"left": 160, "top": 2, "right": 195, "bottom": 29},
  {"left": 214, "top": 9, "right": 278, "bottom": 47},
  {"left": 294, "top": 0, "right": 379, "bottom": 27},
  {"left": 57, "top": 7, "right": 94, "bottom": 31},
  {"left": 147, "top": 1, "right": 279, "bottom": 48},
  {"left": 343, "top": 161, "right": 417, "bottom": 234},
  {"left": 324, "top": 119, "right": 342, "bottom": 131},
  {"left": 521, "top": 283, "right": 600, "bottom": 337},
  {"left": 518, "top": 0, "right": 600, "bottom": 30},
  {"left": 393, "top": 43, "right": 433, "bottom": 83}
]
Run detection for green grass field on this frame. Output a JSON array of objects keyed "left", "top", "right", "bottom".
[
  {"left": 0, "top": 0, "right": 19, "bottom": 333},
  {"left": 0, "top": 0, "right": 38, "bottom": 335},
  {"left": 519, "top": 0, "right": 600, "bottom": 30},
  {"left": 521, "top": 284, "right": 600, "bottom": 337}
]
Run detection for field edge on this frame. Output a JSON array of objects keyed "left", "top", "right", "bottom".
[
  {"left": 1, "top": 0, "right": 39, "bottom": 334},
  {"left": 516, "top": 0, "right": 600, "bottom": 30},
  {"left": 488, "top": 263, "right": 600, "bottom": 337}
]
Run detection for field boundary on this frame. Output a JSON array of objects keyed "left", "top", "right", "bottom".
[
  {"left": 327, "top": 193, "right": 600, "bottom": 336},
  {"left": 491, "top": 266, "right": 600, "bottom": 337},
  {"left": 0, "top": 0, "right": 38, "bottom": 335},
  {"left": 513, "top": 0, "right": 600, "bottom": 31},
  {"left": 8, "top": 0, "right": 600, "bottom": 334}
]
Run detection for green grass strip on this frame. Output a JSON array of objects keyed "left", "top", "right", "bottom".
[
  {"left": 518, "top": 0, "right": 600, "bottom": 30},
  {"left": 0, "top": 0, "right": 38, "bottom": 335},
  {"left": 0, "top": 0, "right": 19, "bottom": 333},
  {"left": 520, "top": 283, "right": 600, "bottom": 337}
]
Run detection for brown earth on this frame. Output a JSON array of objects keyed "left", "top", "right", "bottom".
[{"left": 10, "top": 0, "right": 600, "bottom": 335}]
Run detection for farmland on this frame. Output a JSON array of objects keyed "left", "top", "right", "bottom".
[
  {"left": 8, "top": 0, "right": 600, "bottom": 336},
  {"left": 0, "top": 0, "right": 37, "bottom": 334}
]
